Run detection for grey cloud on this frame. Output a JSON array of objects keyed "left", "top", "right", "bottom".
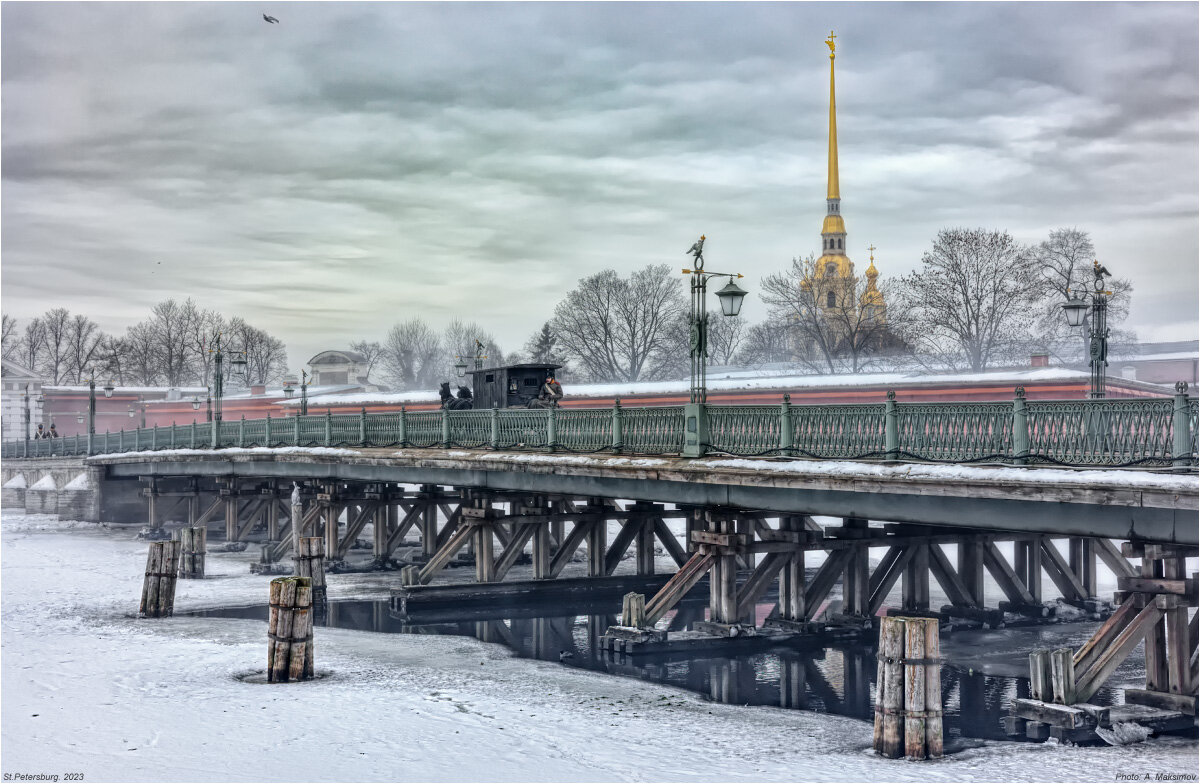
[{"left": 2, "top": 2, "right": 1196, "bottom": 370}]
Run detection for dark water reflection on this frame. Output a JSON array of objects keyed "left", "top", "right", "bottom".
[{"left": 195, "top": 599, "right": 1141, "bottom": 742}]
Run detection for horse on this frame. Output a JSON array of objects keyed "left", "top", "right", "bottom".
[{"left": 439, "top": 381, "right": 473, "bottom": 410}]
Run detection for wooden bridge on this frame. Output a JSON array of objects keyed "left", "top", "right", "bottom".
[{"left": 3, "top": 391, "right": 1197, "bottom": 729}]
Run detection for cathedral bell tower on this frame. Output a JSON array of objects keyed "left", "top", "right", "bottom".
[{"left": 817, "top": 31, "right": 852, "bottom": 282}]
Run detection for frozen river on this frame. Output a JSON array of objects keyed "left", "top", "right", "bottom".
[{"left": 2, "top": 512, "right": 1197, "bottom": 782}]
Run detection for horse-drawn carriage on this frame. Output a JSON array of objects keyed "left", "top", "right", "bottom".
[{"left": 440, "top": 362, "right": 563, "bottom": 410}]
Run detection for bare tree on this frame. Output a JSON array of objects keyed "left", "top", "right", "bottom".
[
  {"left": 706, "top": 309, "right": 748, "bottom": 366},
  {"left": 381, "top": 318, "right": 443, "bottom": 391},
  {"left": 93, "top": 335, "right": 130, "bottom": 385},
  {"left": 1, "top": 315, "right": 18, "bottom": 361},
  {"left": 761, "top": 256, "right": 898, "bottom": 373},
  {"left": 38, "top": 308, "right": 73, "bottom": 383},
  {"left": 348, "top": 340, "right": 384, "bottom": 383},
  {"left": 183, "top": 301, "right": 225, "bottom": 388},
  {"left": 123, "top": 322, "right": 160, "bottom": 385},
  {"left": 1034, "top": 228, "right": 1134, "bottom": 363},
  {"left": 551, "top": 264, "right": 686, "bottom": 383},
  {"left": 19, "top": 318, "right": 47, "bottom": 376},
  {"left": 735, "top": 320, "right": 793, "bottom": 367},
  {"left": 227, "top": 317, "right": 289, "bottom": 386},
  {"left": 895, "top": 228, "right": 1041, "bottom": 372},
  {"left": 65, "top": 314, "right": 105, "bottom": 383},
  {"left": 441, "top": 320, "right": 504, "bottom": 380}
]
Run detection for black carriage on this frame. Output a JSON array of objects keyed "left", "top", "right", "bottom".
[{"left": 466, "top": 363, "right": 562, "bottom": 409}]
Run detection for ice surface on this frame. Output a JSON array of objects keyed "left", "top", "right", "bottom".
[{"left": 2, "top": 512, "right": 1196, "bottom": 782}]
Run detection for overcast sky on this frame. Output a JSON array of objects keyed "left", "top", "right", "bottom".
[{"left": 3, "top": 1, "right": 1197, "bottom": 372}]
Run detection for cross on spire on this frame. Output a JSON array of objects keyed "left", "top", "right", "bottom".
[
  {"left": 826, "top": 31, "right": 837, "bottom": 54},
  {"left": 868, "top": 243, "right": 876, "bottom": 261}
]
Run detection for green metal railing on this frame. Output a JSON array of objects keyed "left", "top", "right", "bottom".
[{"left": 4, "top": 388, "right": 1196, "bottom": 469}]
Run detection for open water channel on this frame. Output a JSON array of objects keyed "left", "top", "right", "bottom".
[{"left": 194, "top": 595, "right": 1145, "bottom": 749}]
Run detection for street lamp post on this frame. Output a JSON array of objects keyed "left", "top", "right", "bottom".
[
  {"left": 299, "top": 369, "right": 311, "bottom": 416},
  {"left": 682, "top": 234, "right": 748, "bottom": 457},
  {"left": 22, "top": 385, "right": 32, "bottom": 455},
  {"left": 454, "top": 339, "right": 487, "bottom": 379},
  {"left": 128, "top": 396, "right": 146, "bottom": 428},
  {"left": 1062, "top": 260, "right": 1113, "bottom": 399},
  {"left": 209, "top": 333, "right": 248, "bottom": 424}
]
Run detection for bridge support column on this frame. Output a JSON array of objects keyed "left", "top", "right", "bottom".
[
  {"left": 318, "top": 485, "right": 343, "bottom": 559},
  {"left": 267, "top": 491, "right": 280, "bottom": 541},
  {"left": 587, "top": 516, "right": 606, "bottom": 577},
  {"left": 144, "top": 478, "right": 160, "bottom": 532},
  {"left": 467, "top": 500, "right": 497, "bottom": 583},
  {"left": 778, "top": 516, "right": 807, "bottom": 622},
  {"left": 373, "top": 502, "right": 388, "bottom": 558},
  {"left": 902, "top": 543, "right": 930, "bottom": 612},
  {"left": 223, "top": 490, "right": 237, "bottom": 542},
  {"left": 419, "top": 485, "right": 439, "bottom": 562},
  {"left": 959, "top": 538, "right": 986, "bottom": 606},
  {"left": 1069, "top": 537, "right": 1098, "bottom": 599},
  {"left": 631, "top": 502, "right": 658, "bottom": 576},
  {"left": 708, "top": 511, "right": 740, "bottom": 625},
  {"left": 1013, "top": 538, "right": 1033, "bottom": 604},
  {"left": 843, "top": 517, "right": 870, "bottom": 618}
]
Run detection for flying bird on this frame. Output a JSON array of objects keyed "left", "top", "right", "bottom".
[{"left": 263, "top": 13, "right": 279, "bottom": 24}]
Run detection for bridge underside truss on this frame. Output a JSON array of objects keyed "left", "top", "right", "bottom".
[{"left": 135, "top": 477, "right": 1188, "bottom": 636}]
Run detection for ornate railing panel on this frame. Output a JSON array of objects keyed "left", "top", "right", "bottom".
[
  {"left": 3, "top": 395, "right": 1196, "bottom": 468},
  {"left": 448, "top": 410, "right": 492, "bottom": 449},
  {"left": 896, "top": 402, "right": 1012, "bottom": 462},
  {"left": 1027, "top": 399, "right": 1174, "bottom": 466},
  {"left": 364, "top": 412, "right": 404, "bottom": 447},
  {"left": 404, "top": 411, "right": 442, "bottom": 448},
  {"left": 708, "top": 405, "right": 781, "bottom": 455},
  {"left": 328, "top": 414, "right": 359, "bottom": 446},
  {"left": 791, "top": 404, "right": 886, "bottom": 458},
  {"left": 622, "top": 406, "right": 685, "bottom": 454},
  {"left": 241, "top": 419, "right": 267, "bottom": 448},
  {"left": 497, "top": 409, "right": 549, "bottom": 449},
  {"left": 557, "top": 408, "right": 612, "bottom": 452},
  {"left": 1190, "top": 399, "right": 1198, "bottom": 459}
]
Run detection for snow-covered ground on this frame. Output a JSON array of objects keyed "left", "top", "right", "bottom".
[{"left": 3, "top": 512, "right": 1197, "bottom": 783}]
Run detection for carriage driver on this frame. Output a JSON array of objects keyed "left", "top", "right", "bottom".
[{"left": 539, "top": 374, "right": 564, "bottom": 407}]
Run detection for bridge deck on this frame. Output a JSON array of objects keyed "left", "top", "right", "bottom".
[{"left": 89, "top": 447, "right": 1199, "bottom": 545}]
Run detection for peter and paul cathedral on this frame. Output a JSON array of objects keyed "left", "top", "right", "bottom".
[{"left": 805, "top": 32, "right": 888, "bottom": 328}]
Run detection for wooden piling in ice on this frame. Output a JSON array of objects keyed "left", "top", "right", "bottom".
[
  {"left": 873, "top": 615, "right": 942, "bottom": 760},
  {"left": 175, "top": 526, "right": 207, "bottom": 579},
  {"left": 621, "top": 592, "right": 646, "bottom": 628},
  {"left": 139, "top": 540, "right": 182, "bottom": 618},
  {"left": 267, "top": 576, "right": 314, "bottom": 682},
  {"left": 294, "top": 536, "right": 327, "bottom": 609}
]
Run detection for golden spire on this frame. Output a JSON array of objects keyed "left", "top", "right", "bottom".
[
  {"left": 866, "top": 243, "right": 878, "bottom": 278},
  {"left": 826, "top": 30, "right": 839, "bottom": 201}
]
